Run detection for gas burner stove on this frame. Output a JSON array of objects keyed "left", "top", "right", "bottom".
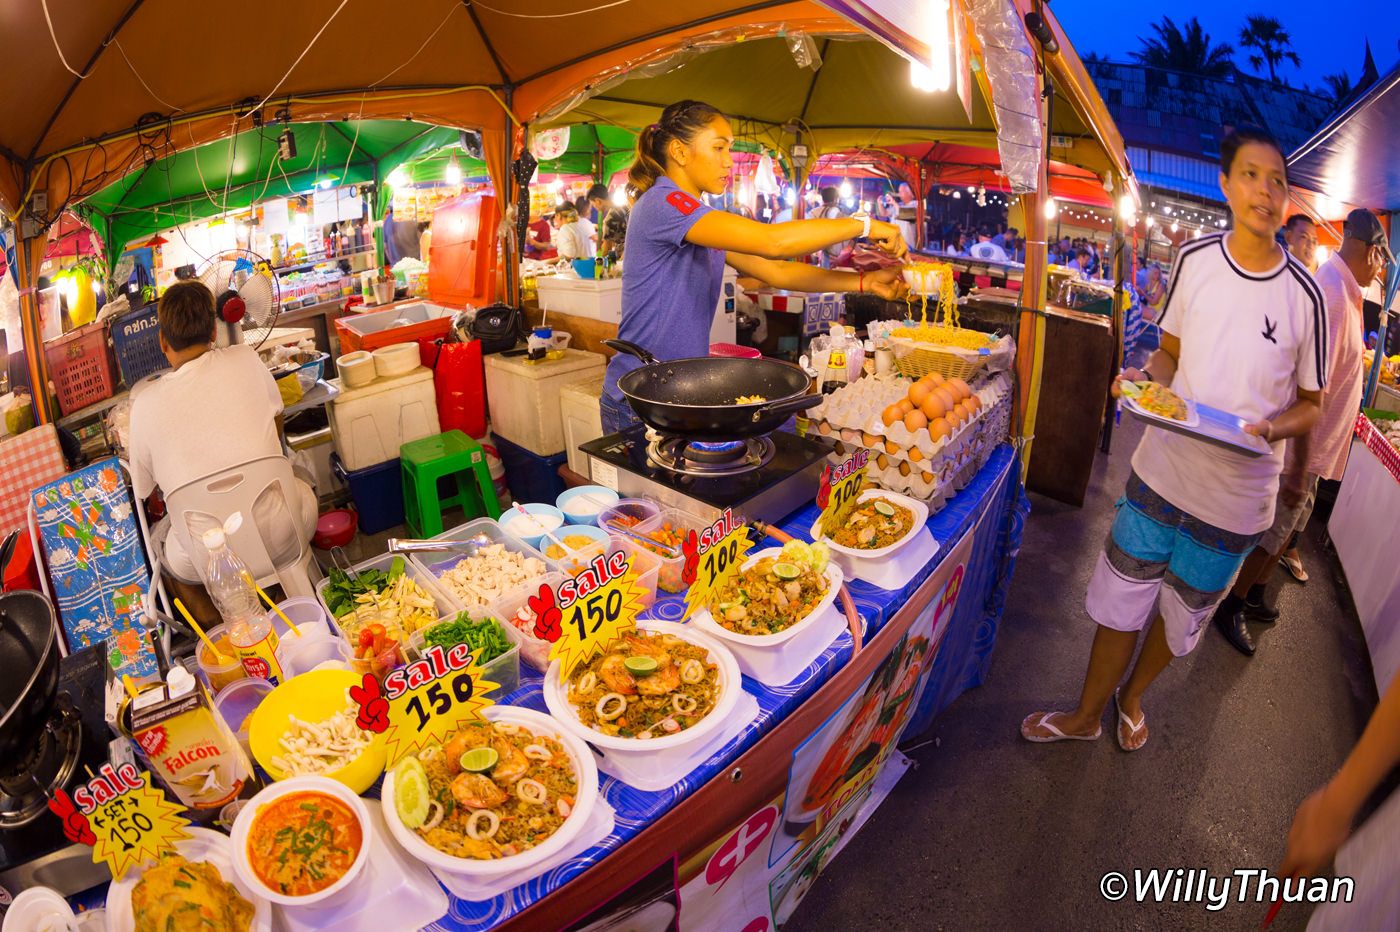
[
  {"left": 647, "top": 435, "right": 776, "bottom": 477},
  {"left": 581, "top": 426, "right": 835, "bottom": 525},
  {"left": 0, "top": 695, "right": 81, "bottom": 828}
]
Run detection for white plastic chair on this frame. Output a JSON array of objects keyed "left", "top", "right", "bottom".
[{"left": 155, "top": 455, "right": 321, "bottom": 600}]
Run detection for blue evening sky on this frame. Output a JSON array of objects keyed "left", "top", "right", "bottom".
[{"left": 1053, "top": 3, "right": 1398, "bottom": 91}]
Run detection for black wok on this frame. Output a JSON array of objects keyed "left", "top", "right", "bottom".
[
  {"left": 0, "top": 589, "right": 61, "bottom": 762},
  {"left": 605, "top": 339, "right": 820, "bottom": 441}
]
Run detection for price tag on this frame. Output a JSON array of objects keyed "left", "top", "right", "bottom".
[
  {"left": 681, "top": 508, "right": 754, "bottom": 622},
  {"left": 350, "top": 647, "right": 499, "bottom": 767},
  {"left": 816, "top": 450, "right": 870, "bottom": 539},
  {"left": 47, "top": 764, "right": 191, "bottom": 881},
  {"left": 528, "top": 550, "right": 647, "bottom": 683}
]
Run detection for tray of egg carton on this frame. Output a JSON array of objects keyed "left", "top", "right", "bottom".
[{"left": 807, "top": 372, "right": 1013, "bottom": 503}]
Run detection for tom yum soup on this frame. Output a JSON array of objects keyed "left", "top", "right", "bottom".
[{"left": 246, "top": 791, "right": 363, "bottom": 896}]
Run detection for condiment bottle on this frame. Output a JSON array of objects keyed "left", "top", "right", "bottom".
[
  {"left": 822, "top": 324, "right": 849, "bottom": 395},
  {"left": 203, "top": 526, "right": 284, "bottom": 685}
]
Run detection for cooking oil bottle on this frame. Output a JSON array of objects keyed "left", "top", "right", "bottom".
[{"left": 202, "top": 525, "right": 284, "bottom": 685}]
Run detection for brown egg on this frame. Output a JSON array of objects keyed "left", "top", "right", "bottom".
[
  {"left": 920, "top": 470, "right": 934, "bottom": 483},
  {"left": 897, "top": 399, "right": 915, "bottom": 416},
  {"left": 903, "top": 410, "right": 928, "bottom": 432},
  {"left": 876, "top": 453, "right": 889, "bottom": 470},
  {"left": 961, "top": 398, "right": 978, "bottom": 419},
  {"left": 908, "top": 381, "right": 932, "bottom": 407},
  {"left": 946, "top": 376, "right": 971, "bottom": 401},
  {"left": 924, "top": 371, "right": 946, "bottom": 387},
  {"left": 817, "top": 420, "right": 832, "bottom": 435},
  {"left": 929, "top": 417, "right": 952, "bottom": 442},
  {"left": 933, "top": 387, "right": 957, "bottom": 412},
  {"left": 898, "top": 460, "right": 911, "bottom": 477},
  {"left": 965, "top": 394, "right": 981, "bottom": 411},
  {"left": 881, "top": 405, "right": 903, "bottom": 427},
  {"left": 908, "top": 446, "right": 924, "bottom": 463},
  {"left": 919, "top": 392, "right": 947, "bottom": 421},
  {"left": 885, "top": 439, "right": 901, "bottom": 454},
  {"left": 947, "top": 405, "right": 965, "bottom": 426},
  {"left": 862, "top": 431, "right": 882, "bottom": 448}
]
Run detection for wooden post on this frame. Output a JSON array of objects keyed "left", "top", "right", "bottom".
[
  {"left": 14, "top": 228, "right": 55, "bottom": 424},
  {"left": 1015, "top": 80, "right": 1051, "bottom": 479}
]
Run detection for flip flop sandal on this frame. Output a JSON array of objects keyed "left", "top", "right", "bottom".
[
  {"left": 1021, "top": 711, "right": 1102, "bottom": 743},
  {"left": 1113, "top": 691, "right": 1148, "bottom": 752},
  {"left": 1280, "top": 552, "right": 1309, "bottom": 583}
]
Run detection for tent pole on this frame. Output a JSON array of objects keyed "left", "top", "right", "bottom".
[
  {"left": 1016, "top": 75, "right": 1051, "bottom": 480},
  {"left": 1101, "top": 197, "right": 1127, "bottom": 454},
  {"left": 15, "top": 228, "right": 55, "bottom": 425}
]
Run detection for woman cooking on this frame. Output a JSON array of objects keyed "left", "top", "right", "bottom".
[{"left": 601, "top": 99, "right": 910, "bottom": 432}]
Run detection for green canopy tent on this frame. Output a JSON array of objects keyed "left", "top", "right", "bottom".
[{"left": 76, "top": 120, "right": 463, "bottom": 271}]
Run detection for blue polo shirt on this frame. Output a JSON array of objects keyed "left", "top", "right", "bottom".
[{"left": 603, "top": 176, "right": 726, "bottom": 402}]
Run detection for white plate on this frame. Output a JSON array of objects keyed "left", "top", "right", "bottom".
[
  {"left": 105, "top": 827, "right": 273, "bottom": 932},
  {"left": 811, "top": 488, "right": 929, "bottom": 560},
  {"left": 379, "top": 704, "right": 600, "bottom": 881},
  {"left": 688, "top": 548, "right": 844, "bottom": 648},
  {"left": 543, "top": 620, "right": 742, "bottom": 753},
  {"left": 1119, "top": 382, "right": 1200, "bottom": 429}
]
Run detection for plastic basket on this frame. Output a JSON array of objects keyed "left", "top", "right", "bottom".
[
  {"left": 110, "top": 304, "right": 170, "bottom": 386},
  {"left": 43, "top": 322, "right": 116, "bottom": 415}
]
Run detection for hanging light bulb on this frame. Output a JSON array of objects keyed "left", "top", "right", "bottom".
[
  {"left": 976, "top": 183, "right": 986, "bottom": 207},
  {"left": 1144, "top": 216, "right": 1154, "bottom": 228},
  {"left": 1044, "top": 197, "right": 1058, "bottom": 219},
  {"left": 1171, "top": 220, "right": 1179, "bottom": 233},
  {"left": 785, "top": 189, "right": 797, "bottom": 206},
  {"left": 908, "top": 0, "right": 951, "bottom": 92},
  {"left": 839, "top": 181, "right": 852, "bottom": 199},
  {"left": 612, "top": 188, "right": 627, "bottom": 207},
  {"left": 387, "top": 166, "right": 408, "bottom": 187},
  {"left": 445, "top": 154, "right": 462, "bottom": 186},
  {"left": 952, "top": 190, "right": 961, "bottom": 199}
]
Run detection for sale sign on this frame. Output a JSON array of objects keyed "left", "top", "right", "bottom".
[
  {"left": 47, "top": 763, "right": 191, "bottom": 881},
  {"left": 528, "top": 551, "right": 648, "bottom": 682},
  {"left": 350, "top": 645, "right": 499, "bottom": 766},
  {"left": 681, "top": 509, "right": 754, "bottom": 622},
  {"left": 815, "top": 451, "right": 869, "bottom": 539}
]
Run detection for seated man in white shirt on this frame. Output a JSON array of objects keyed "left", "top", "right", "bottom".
[{"left": 129, "top": 281, "right": 317, "bottom": 623}]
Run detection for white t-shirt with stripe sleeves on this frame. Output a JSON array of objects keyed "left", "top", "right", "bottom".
[{"left": 1130, "top": 232, "right": 1326, "bottom": 535}]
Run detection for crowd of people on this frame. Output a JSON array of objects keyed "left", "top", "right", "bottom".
[{"left": 523, "top": 182, "right": 632, "bottom": 263}]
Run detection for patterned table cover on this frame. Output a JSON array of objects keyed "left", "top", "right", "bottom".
[
  {"left": 0, "top": 424, "right": 67, "bottom": 533},
  {"left": 1356, "top": 412, "right": 1400, "bottom": 485},
  {"left": 426, "top": 444, "right": 1026, "bottom": 930}
]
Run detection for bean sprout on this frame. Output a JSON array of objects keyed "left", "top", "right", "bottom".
[
  {"left": 465, "top": 810, "right": 500, "bottom": 840},
  {"left": 523, "top": 744, "right": 553, "bottom": 761},
  {"left": 516, "top": 778, "right": 548, "bottom": 805},
  {"left": 672, "top": 694, "right": 698, "bottom": 715},
  {"left": 597, "top": 693, "right": 627, "bottom": 721}
]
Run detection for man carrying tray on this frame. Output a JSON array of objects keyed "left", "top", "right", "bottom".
[
  {"left": 1213, "top": 208, "right": 1388, "bottom": 654},
  {"left": 1021, "top": 126, "right": 1326, "bottom": 751}
]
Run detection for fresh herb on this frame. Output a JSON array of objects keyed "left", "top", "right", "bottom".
[
  {"left": 322, "top": 566, "right": 392, "bottom": 618},
  {"left": 423, "top": 612, "right": 512, "bottom": 664}
]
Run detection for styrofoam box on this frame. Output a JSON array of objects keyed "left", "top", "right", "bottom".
[
  {"left": 559, "top": 375, "right": 605, "bottom": 479},
  {"left": 328, "top": 367, "right": 441, "bottom": 471},
  {"left": 536, "top": 276, "right": 623, "bottom": 322},
  {"left": 483, "top": 349, "right": 605, "bottom": 457}
]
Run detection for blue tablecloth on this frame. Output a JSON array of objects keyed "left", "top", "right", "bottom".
[{"left": 433, "top": 443, "right": 1028, "bottom": 930}]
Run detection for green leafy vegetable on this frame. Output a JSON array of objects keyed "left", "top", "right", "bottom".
[
  {"left": 423, "top": 611, "right": 512, "bottom": 664},
  {"left": 322, "top": 566, "right": 392, "bottom": 618}
]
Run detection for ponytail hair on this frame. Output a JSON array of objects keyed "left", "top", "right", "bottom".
[{"left": 626, "top": 99, "right": 725, "bottom": 204}]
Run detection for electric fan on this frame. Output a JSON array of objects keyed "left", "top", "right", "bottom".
[{"left": 195, "top": 249, "right": 281, "bottom": 349}]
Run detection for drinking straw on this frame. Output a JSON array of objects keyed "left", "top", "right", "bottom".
[
  {"left": 241, "top": 571, "right": 301, "bottom": 637},
  {"left": 174, "top": 597, "right": 229, "bottom": 662},
  {"left": 120, "top": 675, "right": 138, "bottom": 699}
]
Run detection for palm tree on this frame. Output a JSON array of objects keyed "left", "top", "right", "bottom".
[
  {"left": 1238, "top": 15, "right": 1300, "bottom": 82},
  {"left": 1321, "top": 71, "right": 1353, "bottom": 107},
  {"left": 1132, "top": 17, "right": 1234, "bottom": 78}
]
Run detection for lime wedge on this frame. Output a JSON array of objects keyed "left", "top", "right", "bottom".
[
  {"left": 623, "top": 655, "right": 659, "bottom": 676},
  {"left": 772, "top": 562, "right": 801, "bottom": 580},
  {"left": 394, "top": 759, "right": 431, "bottom": 829},
  {"left": 873, "top": 500, "right": 896, "bottom": 516},
  {"left": 460, "top": 746, "right": 499, "bottom": 773}
]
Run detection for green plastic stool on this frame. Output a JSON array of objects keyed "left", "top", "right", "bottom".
[{"left": 401, "top": 430, "right": 501, "bottom": 538}]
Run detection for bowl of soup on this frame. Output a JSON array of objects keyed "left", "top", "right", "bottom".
[{"left": 230, "top": 776, "right": 370, "bottom": 908}]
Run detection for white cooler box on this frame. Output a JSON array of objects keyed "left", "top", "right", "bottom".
[
  {"left": 536, "top": 269, "right": 737, "bottom": 345},
  {"left": 328, "top": 366, "right": 441, "bottom": 471},
  {"left": 559, "top": 376, "right": 605, "bottom": 478},
  {"left": 483, "top": 349, "right": 605, "bottom": 457}
]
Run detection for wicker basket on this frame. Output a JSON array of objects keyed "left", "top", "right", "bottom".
[{"left": 890, "top": 339, "right": 986, "bottom": 381}]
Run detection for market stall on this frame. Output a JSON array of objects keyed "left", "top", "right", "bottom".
[
  {"left": 0, "top": 2, "right": 1131, "bottom": 929},
  {"left": 1287, "top": 62, "right": 1400, "bottom": 693}
]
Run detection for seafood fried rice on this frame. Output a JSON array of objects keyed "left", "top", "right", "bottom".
[{"left": 568, "top": 632, "right": 720, "bottom": 739}]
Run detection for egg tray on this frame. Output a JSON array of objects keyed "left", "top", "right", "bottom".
[{"left": 809, "top": 373, "right": 1012, "bottom": 471}]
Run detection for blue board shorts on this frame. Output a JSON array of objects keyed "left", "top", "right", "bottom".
[{"left": 1085, "top": 471, "right": 1261, "bottom": 656}]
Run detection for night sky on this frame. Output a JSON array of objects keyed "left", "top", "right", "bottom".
[{"left": 1053, "top": 3, "right": 1398, "bottom": 90}]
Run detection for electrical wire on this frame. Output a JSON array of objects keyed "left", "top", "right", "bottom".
[
  {"left": 247, "top": 0, "right": 352, "bottom": 119},
  {"left": 112, "top": 38, "right": 183, "bottom": 112},
  {"left": 469, "top": 0, "right": 633, "bottom": 18},
  {"left": 373, "top": 1, "right": 461, "bottom": 87},
  {"left": 41, "top": 0, "right": 93, "bottom": 78}
]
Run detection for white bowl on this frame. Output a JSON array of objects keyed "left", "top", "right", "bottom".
[
  {"left": 542, "top": 619, "right": 741, "bottom": 753},
  {"left": 337, "top": 351, "right": 376, "bottom": 388},
  {"left": 379, "top": 705, "right": 598, "bottom": 879},
  {"left": 230, "top": 775, "right": 372, "bottom": 908},
  {"left": 688, "top": 549, "right": 844, "bottom": 648},
  {"left": 372, "top": 342, "right": 420, "bottom": 379},
  {"left": 810, "top": 489, "right": 929, "bottom": 560},
  {"left": 106, "top": 827, "right": 274, "bottom": 932}
]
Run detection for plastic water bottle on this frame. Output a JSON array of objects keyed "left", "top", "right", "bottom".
[{"left": 203, "top": 527, "right": 284, "bottom": 685}]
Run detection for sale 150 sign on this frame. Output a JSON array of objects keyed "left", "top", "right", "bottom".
[{"left": 531, "top": 551, "right": 649, "bottom": 681}]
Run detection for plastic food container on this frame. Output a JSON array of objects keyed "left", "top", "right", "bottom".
[
  {"left": 555, "top": 535, "right": 662, "bottom": 610},
  {"left": 212, "top": 677, "right": 274, "bottom": 760},
  {"left": 337, "top": 350, "right": 376, "bottom": 388},
  {"left": 314, "top": 551, "right": 455, "bottom": 640},
  {"left": 597, "top": 498, "right": 661, "bottom": 537},
  {"left": 492, "top": 572, "right": 564, "bottom": 672},
  {"left": 499, "top": 503, "right": 566, "bottom": 551},
  {"left": 271, "top": 596, "right": 331, "bottom": 638},
  {"left": 555, "top": 485, "right": 619, "bottom": 525},
  {"left": 409, "top": 516, "right": 555, "bottom": 612},
  {"left": 539, "top": 524, "right": 610, "bottom": 561},
  {"left": 634, "top": 506, "right": 704, "bottom": 594},
  {"left": 196, "top": 624, "right": 246, "bottom": 694},
  {"left": 278, "top": 633, "right": 351, "bottom": 679},
  {"left": 405, "top": 612, "right": 521, "bottom": 696}
]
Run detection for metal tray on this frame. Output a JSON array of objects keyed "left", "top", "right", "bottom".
[
  {"left": 1124, "top": 398, "right": 1273, "bottom": 457},
  {"left": 1120, "top": 388, "right": 1200, "bottom": 429}
]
